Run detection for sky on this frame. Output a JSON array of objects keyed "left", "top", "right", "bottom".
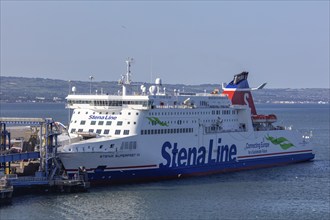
[{"left": 1, "top": 1, "right": 329, "bottom": 88}]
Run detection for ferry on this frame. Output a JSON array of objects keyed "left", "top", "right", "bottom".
[{"left": 57, "top": 58, "right": 315, "bottom": 184}]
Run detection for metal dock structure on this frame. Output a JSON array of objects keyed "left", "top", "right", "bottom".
[
  {"left": 0, "top": 117, "right": 89, "bottom": 196},
  {"left": 0, "top": 174, "right": 13, "bottom": 204}
]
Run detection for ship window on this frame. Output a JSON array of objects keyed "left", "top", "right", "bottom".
[
  {"left": 78, "top": 111, "right": 80, "bottom": 114},
  {"left": 91, "top": 121, "right": 96, "bottom": 125},
  {"left": 98, "top": 121, "right": 104, "bottom": 125},
  {"left": 86, "top": 112, "right": 88, "bottom": 114},
  {"left": 136, "top": 113, "right": 139, "bottom": 115},
  {"left": 80, "top": 120, "right": 86, "bottom": 125},
  {"left": 70, "top": 128, "right": 76, "bottom": 133},
  {"left": 104, "top": 129, "right": 110, "bottom": 134},
  {"left": 123, "top": 130, "right": 130, "bottom": 135},
  {"left": 106, "top": 121, "right": 112, "bottom": 126},
  {"left": 78, "top": 129, "right": 83, "bottom": 132},
  {"left": 127, "top": 122, "right": 130, "bottom": 125},
  {"left": 128, "top": 112, "right": 131, "bottom": 115},
  {"left": 117, "top": 121, "right": 123, "bottom": 126},
  {"left": 96, "top": 129, "right": 102, "bottom": 134},
  {"left": 89, "top": 129, "right": 94, "bottom": 133},
  {"left": 115, "top": 130, "right": 121, "bottom": 135}
]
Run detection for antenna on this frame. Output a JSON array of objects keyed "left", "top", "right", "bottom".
[
  {"left": 125, "top": 58, "right": 134, "bottom": 85},
  {"left": 150, "top": 56, "right": 153, "bottom": 84},
  {"left": 122, "top": 58, "right": 134, "bottom": 96}
]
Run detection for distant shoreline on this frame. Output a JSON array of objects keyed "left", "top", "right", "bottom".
[
  {"left": 0, "top": 101, "right": 328, "bottom": 105},
  {"left": 1, "top": 76, "right": 329, "bottom": 104}
]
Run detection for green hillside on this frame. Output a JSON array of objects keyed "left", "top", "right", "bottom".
[{"left": 0, "top": 76, "right": 328, "bottom": 104}]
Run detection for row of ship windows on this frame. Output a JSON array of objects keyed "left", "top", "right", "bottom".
[
  {"left": 69, "top": 141, "right": 137, "bottom": 152},
  {"left": 141, "top": 128, "right": 193, "bottom": 135},
  {"left": 74, "top": 118, "right": 237, "bottom": 128},
  {"left": 69, "top": 100, "right": 150, "bottom": 107},
  {"left": 149, "top": 109, "right": 237, "bottom": 116},
  {"left": 70, "top": 128, "right": 130, "bottom": 135},
  {"left": 94, "top": 100, "right": 149, "bottom": 106},
  {"left": 120, "top": 141, "right": 137, "bottom": 150},
  {"left": 76, "top": 120, "right": 136, "bottom": 126},
  {"left": 74, "top": 111, "right": 139, "bottom": 116},
  {"left": 149, "top": 118, "right": 238, "bottom": 126}
]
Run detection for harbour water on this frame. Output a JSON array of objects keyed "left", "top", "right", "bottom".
[{"left": 0, "top": 103, "right": 329, "bottom": 219}]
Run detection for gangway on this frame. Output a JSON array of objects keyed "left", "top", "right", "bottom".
[
  {"left": 0, "top": 152, "right": 40, "bottom": 163},
  {"left": 0, "top": 117, "right": 58, "bottom": 177},
  {"left": 0, "top": 117, "right": 89, "bottom": 194}
]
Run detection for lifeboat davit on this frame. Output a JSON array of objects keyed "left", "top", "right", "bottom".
[{"left": 252, "top": 114, "right": 277, "bottom": 123}]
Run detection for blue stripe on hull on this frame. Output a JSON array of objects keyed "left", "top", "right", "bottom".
[{"left": 73, "top": 153, "right": 315, "bottom": 185}]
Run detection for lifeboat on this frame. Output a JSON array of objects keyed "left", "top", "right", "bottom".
[
  {"left": 252, "top": 114, "right": 277, "bottom": 123},
  {"left": 266, "top": 114, "right": 277, "bottom": 123},
  {"left": 77, "top": 132, "right": 97, "bottom": 139}
]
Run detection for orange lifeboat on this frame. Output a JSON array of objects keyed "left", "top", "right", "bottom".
[
  {"left": 252, "top": 114, "right": 277, "bottom": 123},
  {"left": 266, "top": 114, "right": 277, "bottom": 123},
  {"left": 252, "top": 115, "right": 267, "bottom": 123}
]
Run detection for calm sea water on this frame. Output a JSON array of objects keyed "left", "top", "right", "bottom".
[{"left": 0, "top": 103, "right": 329, "bottom": 220}]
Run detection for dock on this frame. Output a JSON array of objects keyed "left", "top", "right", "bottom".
[
  {"left": 0, "top": 174, "right": 13, "bottom": 204},
  {"left": 0, "top": 117, "right": 89, "bottom": 201}
]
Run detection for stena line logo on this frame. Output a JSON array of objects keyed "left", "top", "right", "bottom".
[
  {"left": 88, "top": 115, "right": 117, "bottom": 120},
  {"left": 160, "top": 139, "right": 237, "bottom": 168}
]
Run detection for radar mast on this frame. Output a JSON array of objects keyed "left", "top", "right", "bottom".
[{"left": 120, "top": 57, "right": 134, "bottom": 96}]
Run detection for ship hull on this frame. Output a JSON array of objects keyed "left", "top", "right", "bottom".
[
  {"left": 58, "top": 130, "right": 314, "bottom": 185},
  {"left": 86, "top": 153, "right": 314, "bottom": 185}
]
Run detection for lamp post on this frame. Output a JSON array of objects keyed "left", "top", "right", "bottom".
[
  {"left": 68, "top": 80, "right": 72, "bottom": 138},
  {"left": 68, "top": 80, "right": 72, "bottom": 94},
  {"left": 89, "top": 76, "right": 94, "bottom": 94}
]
